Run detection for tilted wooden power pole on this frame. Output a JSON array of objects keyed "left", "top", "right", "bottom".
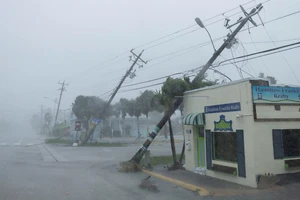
[
  {"left": 130, "top": 3, "right": 264, "bottom": 164},
  {"left": 82, "top": 50, "right": 147, "bottom": 144}
]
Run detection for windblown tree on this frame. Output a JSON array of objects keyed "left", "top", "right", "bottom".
[
  {"left": 152, "top": 77, "right": 190, "bottom": 167},
  {"left": 138, "top": 90, "right": 155, "bottom": 135},
  {"left": 44, "top": 112, "right": 52, "bottom": 126},
  {"left": 113, "top": 102, "right": 123, "bottom": 136},
  {"left": 43, "top": 112, "right": 52, "bottom": 135},
  {"left": 119, "top": 98, "right": 132, "bottom": 137},
  {"left": 119, "top": 98, "right": 130, "bottom": 120},
  {"left": 126, "top": 98, "right": 143, "bottom": 138},
  {"left": 72, "top": 95, "right": 112, "bottom": 143},
  {"left": 152, "top": 75, "right": 217, "bottom": 168}
]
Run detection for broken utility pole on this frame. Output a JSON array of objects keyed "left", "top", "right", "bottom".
[
  {"left": 53, "top": 81, "right": 68, "bottom": 134},
  {"left": 130, "top": 3, "right": 264, "bottom": 164},
  {"left": 82, "top": 49, "right": 147, "bottom": 144}
]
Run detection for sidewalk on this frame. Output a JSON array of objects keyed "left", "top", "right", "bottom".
[{"left": 142, "top": 166, "right": 300, "bottom": 198}]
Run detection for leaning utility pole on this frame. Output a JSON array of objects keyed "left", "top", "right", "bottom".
[
  {"left": 107, "top": 49, "right": 147, "bottom": 106},
  {"left": 82, "top": 50, "right": 147, "bottom": 144},
  {"left": 130, "top": 3, "right": 263, "bottom": 164},
  {"left": 54, "top": 81, "right": 68, "bottom": 128}
]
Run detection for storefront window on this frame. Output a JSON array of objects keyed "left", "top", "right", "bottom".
[
  {"left": 282, "top": 129, "right": 300, "bottom": 158},
  {"left": 213, "top": 132, "right": 237, "bottom": 163}
]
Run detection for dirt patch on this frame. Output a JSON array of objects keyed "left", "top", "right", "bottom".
[{"left": 117, "top": 161, "right": 141, "bottom": 173}]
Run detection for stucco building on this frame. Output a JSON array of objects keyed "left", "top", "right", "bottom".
[{"left": 183, "top": 78, "right": 300, "bottom": 188}]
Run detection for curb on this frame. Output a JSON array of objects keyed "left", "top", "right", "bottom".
[
  {"left": 142, "top": 169, "right": 210, "bottom": 196},
  {"left": 152, "top": 140, "right": 182, "bottom": 144}
]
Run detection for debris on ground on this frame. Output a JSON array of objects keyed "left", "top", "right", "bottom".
[
  {"left": 257, "top": 174, "right": 280, "bottom": 189},
  {"left": 117, "top": 161, "right": 141, "bottom": 173},
  {"left": 139, "top": 175, "right": 160, "bottom": 193},
  {"left": 276, "top": 172, "right": 300, "bottom": 186},
  {"left": 164, "top": 162, "right": 185, "bottom": 171}
]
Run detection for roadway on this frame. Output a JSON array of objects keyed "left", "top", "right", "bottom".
[{"left": 0, "top": 131, "right": 202, "bottom": 200}]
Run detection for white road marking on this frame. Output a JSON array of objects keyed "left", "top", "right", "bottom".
[
  {"left": 13, "top": 137, "right": 24, "bottom": 146},
  {"left": 27, "top": 143, "right": 35, "bottom": 146},
  {"left": 103, "top": 148, "right": 112, "bottom": 152},
  {"left": 0, "top": 143, "right": 7, "bottom": 146},
  {"left": 18, "top": 137, "right": 24, "bottom": 144}
]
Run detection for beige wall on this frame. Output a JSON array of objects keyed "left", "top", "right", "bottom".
[
  {"left": 184, "top": 125, "right": 197, "bottom": 170},
  {"left": 256, "top": 104, "right": 300, "bottom": 119},
  {"left": 253, "top": 122, "right": 300, "bottom": 175},
  {"left": 184, "top": 80, "right": 300, "bottom": 188},
  {"left": 184, "top": 81, "right": 258, "bottom": 188}
]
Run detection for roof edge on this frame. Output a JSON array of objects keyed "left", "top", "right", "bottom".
[{"left": 184, "top": 77, "right": 270, "bottom": 94}]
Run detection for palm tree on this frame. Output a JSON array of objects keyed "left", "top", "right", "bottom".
[
  {"left": 139, "top": 90, "right": 155, "bottom": 135},
  {"left": 152, "top": 90, "right": 178, "bottom": 166}
]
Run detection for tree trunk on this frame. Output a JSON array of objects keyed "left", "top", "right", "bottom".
[
  {"left": 137, "top": 117, "right": 140, "bottom": 142},
  {"left": 179, "top": 114, "right": 185, "bottom": 164},
  {"left": 146, "top": 115, "right": 149, "bottom": 135},
  {"left": 168, "top": 119, "right": 177, "bottom": 165},
  {"left": 164, "top": 123, "right": 168, "bottom": 141}
]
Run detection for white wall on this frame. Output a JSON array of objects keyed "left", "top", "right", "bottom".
[
  {"left": 184, "top": 125, "right": 197, "bottom": 170},
  {"left": 256, "top": 104, "right": 300, "bottom": 119},
  {"left": 184, "top": 80, "right": 258, "bottom": 188},
  {"left": 184, "top": 80, "right": 300, "bottom": 188},
  {"left": 253, "top": 121, "right": 300, "bottom": 175}
]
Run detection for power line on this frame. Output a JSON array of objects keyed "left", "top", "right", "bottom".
[
  {"left": 138, "top": 9, "right": 300, "bottom": 73},
  {"left": 119, "top": 82, "right": 165, "bottom": 93},
  {"left": 99, "top": 41, "right": 300, "bottom": 97},
  {"left": 69, "top": 1, "right": 286, "bottom": 86},
  {"left": 248, "top": 32, "right": 273, "bottom": 76},
  {"left": 240, "top": 10, "right": 300, "bottom": 33},
  {"left": 91, "top": 8, "right": 300, "bottom": 96},
  {"left": 262, "top": 25, "right": 300, "bottom": 84},
  {"left": 92, "top": 41, "right": 300, "bottom": 96},
  {"left": 101, "top": 66, "right": 203, "bottom": 96},
  {"left": 64, "top": 0, "right": 265, "bottom": 81},
  {"left": 95, "top": 9, "right": 300, "bottom": 97},
  {"left": 213, "top": 42, "right": 300, "bottom": 68},
  {"left": 200, "top": 0, "right": 271, "bottom": 30},
  {"left": 122, "top": 73, "right": 183, "bottom": 88},
  {"left": 138, "top": 39, "right": 222, "bottom": 73},
  {"left": 67, "top": 56, "right": 128, "bottom": 82},
  {"left": 68, "top": 1, "right": 280, "bottom": 86},
  {"left": 143, "top": 1, "right": 271, "bottom": 51},
  {"left": 121, "top": 42, "right": 300, "bottom": 92},
  {"left": 148, "top": 42, "right": 211, "bottom": 61},
  {"left": 134, "top": 0, "right": 258, "bottom": 50},
  {"left": 242, "top": 37, "right": 300, "bottom": 44}
]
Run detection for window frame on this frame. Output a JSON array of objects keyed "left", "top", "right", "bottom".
[
  {"left": 212, "top": 131, "right": 237, "bottom": 164},
  {"left": 282, "top": 129, "right": 300, "bottom": 159}
]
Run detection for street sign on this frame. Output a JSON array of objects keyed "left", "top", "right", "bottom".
[
  {"left": 92, "top": 118, "right": 101, "bottom": 123},
  {"left": 75, "top": 120, "right": 81, "bottom": 131}
]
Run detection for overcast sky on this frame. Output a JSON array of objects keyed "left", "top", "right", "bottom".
[{"left": 1, "top": 0, "right": 300, "bottom": 122}]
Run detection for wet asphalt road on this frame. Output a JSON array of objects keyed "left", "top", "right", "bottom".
[
  {"left": 0, "top": 132, "right": 200, "bottom": 200},
  {"left": 1, "top": 131, "right": 299, "bottom": 200}
]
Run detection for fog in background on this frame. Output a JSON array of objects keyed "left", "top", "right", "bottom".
[{"left": 1, "top": 0, "right": 300, "bottom": 132}]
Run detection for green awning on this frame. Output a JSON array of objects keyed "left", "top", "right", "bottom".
[{"left": 183, "top": 113, "right": 205, "bottom": 126}]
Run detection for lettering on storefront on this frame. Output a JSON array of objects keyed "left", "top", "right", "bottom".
[
  {"left": 205, "top": 102, "right": 241, "bottom": 114},
  {"left": 252, "top": 86, "right": 300, "bottom": 104}
]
